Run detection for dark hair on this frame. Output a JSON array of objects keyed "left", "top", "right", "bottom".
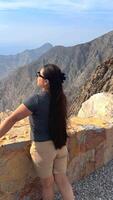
[{"left": 43, "top": 64, "right": 68, "bottom": 149}]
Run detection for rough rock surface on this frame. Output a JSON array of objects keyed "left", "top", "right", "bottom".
[{"left": 78, "top": 92, "right": 113, "bottom": 120}]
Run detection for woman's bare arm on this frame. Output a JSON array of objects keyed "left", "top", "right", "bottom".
[{"left": 0, "top": 104, "right": 32, "bottom": 138}]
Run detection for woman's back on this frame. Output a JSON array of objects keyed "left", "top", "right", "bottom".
[{"left": 23, "top": 90, "right": 51, "bottom": 142}]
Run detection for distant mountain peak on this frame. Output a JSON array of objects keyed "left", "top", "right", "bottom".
[{"left": 16, "top": 43, "right": 53, "bottom": 55}]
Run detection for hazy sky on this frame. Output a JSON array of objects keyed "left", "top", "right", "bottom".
[{"left": 0, "top": 0, "right": 113, "bottom": 55}]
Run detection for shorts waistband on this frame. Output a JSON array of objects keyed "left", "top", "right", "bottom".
[{"left": 32, "top": 140, "right": 53, "bottom": 144}]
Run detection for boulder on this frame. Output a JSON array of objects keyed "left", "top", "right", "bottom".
[{"left": 78, "top": 92, "right": 113, "bottom": 121}]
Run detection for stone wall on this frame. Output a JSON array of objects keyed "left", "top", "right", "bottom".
[
  {"left": 67, "top": 117, "right": 113, "bottom": 183},
  {"left": 1, "top": 113, "right": 113, "bottom": 199}
]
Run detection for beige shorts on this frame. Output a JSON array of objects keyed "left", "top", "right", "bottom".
[{"left": 30, "top": 140, "right": 69, "bottom": 178}]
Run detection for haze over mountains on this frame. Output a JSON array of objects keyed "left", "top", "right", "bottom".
[
  {"left": 0, "top": 30, "right": 113, "bottom": 113},
  {"left": 0, "top": 43, "right": 53, "bottom": 80}
]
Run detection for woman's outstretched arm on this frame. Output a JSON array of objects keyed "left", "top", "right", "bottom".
[{"left": 0, "top": 104, "right": 32, "bottom": 138}]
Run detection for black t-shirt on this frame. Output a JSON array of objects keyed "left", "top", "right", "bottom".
[{"left": 23, "top": 90, "right": 51, "bottom": 141}]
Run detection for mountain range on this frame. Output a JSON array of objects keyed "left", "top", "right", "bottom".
[
  {"left": 0, "top": 31, "right": 113, "bottom": 113},
  {"left": 0, "top": 43, "right": 53, "bottom": 80}
]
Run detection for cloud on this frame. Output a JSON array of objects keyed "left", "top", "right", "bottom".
[
  {"left": 0, "top": 0, "right": 113, "bottom": 12},
  {"left": 0, "top": 1, "right": 36, "bottom": 10}
]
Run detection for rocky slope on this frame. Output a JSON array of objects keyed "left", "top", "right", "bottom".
[{"left": 69, "top": 57, "right": 113, "bottom": 116}]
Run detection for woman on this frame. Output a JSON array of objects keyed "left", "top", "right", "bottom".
[{"left": 0, "top": 64, "right": 75, "bottom": 200}]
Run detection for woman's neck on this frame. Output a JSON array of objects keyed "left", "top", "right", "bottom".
[{"left": 42, "top": 88, "right": 50, "bottom": 94}]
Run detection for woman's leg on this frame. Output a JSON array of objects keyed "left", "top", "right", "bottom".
[
  {"left": 40, "top": 175, "right": 55, "bottom": 200},
  {"left": 54, "top": 173, "right": 75, "bottom": 200},
  {"left": 30, "top": 141, "right": 57, "bottom": 199}
]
